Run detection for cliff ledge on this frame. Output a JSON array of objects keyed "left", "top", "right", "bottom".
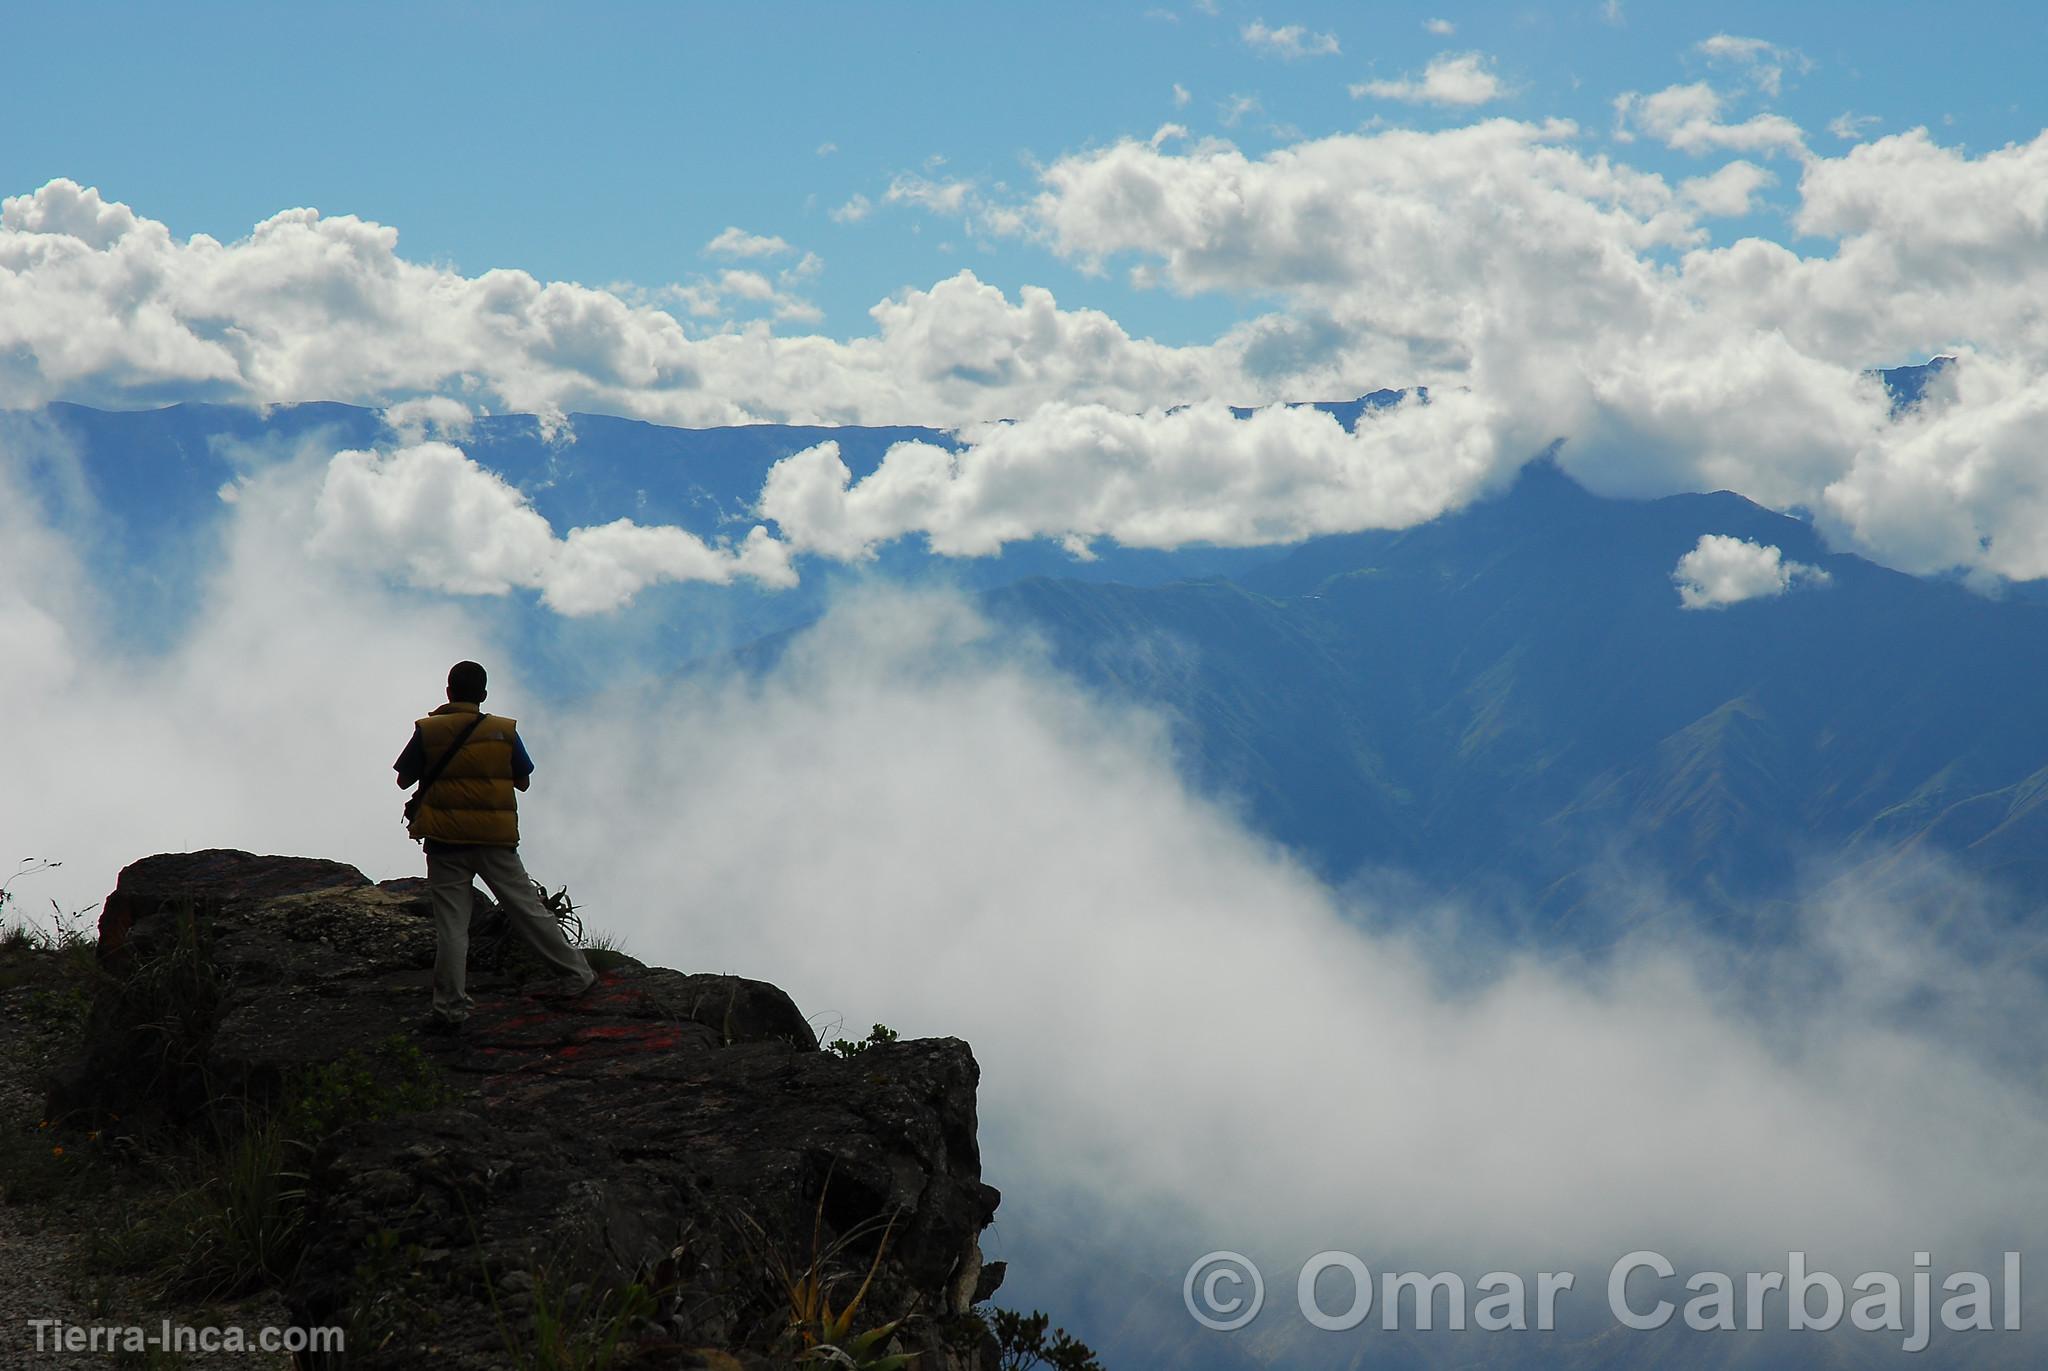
[{"left": 46, "top": 849, "right": 1005, "bottom": 1370}]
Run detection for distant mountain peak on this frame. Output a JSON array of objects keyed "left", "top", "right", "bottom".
[{"left": 1875, "top": 355, "right": 1957, "bottom": 415}]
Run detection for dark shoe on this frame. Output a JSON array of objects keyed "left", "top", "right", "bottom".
[{"left": 415, "top": 1013, "right": 465, "bottom": 1036}]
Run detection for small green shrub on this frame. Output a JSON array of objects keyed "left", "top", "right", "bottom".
[
  {"left": 27, "top": 976, "right": 96, "bottom": 1032},
  {"left": 825, "top": 1024, "right": 899, "bottom": 1059},
  {"left": 989, "top": 1307, "right": 1106, "bottom": 1371},
  {"left": 282, "top": 1035, "right": 452, "bottom": 1143}
]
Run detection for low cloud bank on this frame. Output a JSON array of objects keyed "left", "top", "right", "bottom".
[{"left": 542, "top": 593, "right": 2048, "bottom": 1280}]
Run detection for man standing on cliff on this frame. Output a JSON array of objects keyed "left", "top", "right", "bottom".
[{"left": 395, "top": 660, "right": 595, "bottom": 1033}]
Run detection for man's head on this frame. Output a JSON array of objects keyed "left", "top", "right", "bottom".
[{"left": 446, "top": 660, "right": 489, "bottom": 704}]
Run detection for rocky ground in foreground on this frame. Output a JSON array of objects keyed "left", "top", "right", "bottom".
[
  {"left": 0, "top": 932, "right": 295, "bottom": 1369},
  {"left": 3, "top": 850, "right": 1016, "bottom": 1370}
]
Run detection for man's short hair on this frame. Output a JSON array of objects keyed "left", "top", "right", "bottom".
[{"left": 447, "top": 660, "right": 488, "bottom": 702}]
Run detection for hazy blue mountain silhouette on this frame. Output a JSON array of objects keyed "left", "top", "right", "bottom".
[{"left": 987, "top": 454, "right": 2048, "bottom": 933}]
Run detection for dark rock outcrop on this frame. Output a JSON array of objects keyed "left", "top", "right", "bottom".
[{"left": 50, "top": 850, "right": 1003, "bottom": 1369}]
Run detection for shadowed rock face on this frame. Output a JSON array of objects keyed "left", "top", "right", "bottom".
[{"left": 50, "top": 850, "right": 1003, "bottom": 1370}]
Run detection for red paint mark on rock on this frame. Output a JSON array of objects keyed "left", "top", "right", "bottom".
[
  {"left": 573, "top": 1024, "right": 656, "bottom": 1042},
  {"left": 555, "top": 1027, "right": 684, "bottom": 1059}
]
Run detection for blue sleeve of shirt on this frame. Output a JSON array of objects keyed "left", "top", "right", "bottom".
[
  {"left": 512, "top": 733, "right": 534, "bottom": 780},
  {"left": 394, "top": 727, "right": 425, "bottom": 783}
]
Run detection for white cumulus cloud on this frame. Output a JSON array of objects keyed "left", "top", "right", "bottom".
[
  {"left": 1672, "top": 533, "right": 1831, "bottom": 608},
  {"left": 1613, "top": 81, "right": 1806, "bottom": 156},
  {"left": 1680, "top": 159, "right": 1775, "bottom": 216},
  {"left": 1821, "top": 356, "right": 2048, "bottom": 581},
  {"left": 884, "top": 174, "right": 977, "bottom": 216},
  {"left": 309, "top": 440, "right": 794, "bottom": 613},
  {"left": 758, "top": 393, "right": 1503, "bottom": 560},
  {"left": 1016, "top": 119, "right": 2048, "bottom": 591},
  {"left": 9, "top": 109, "right": 2048, "bottom": 595},
  {"left": 0, "top": 180, "right": 1241, "bottom": 427},
  {"left": 1351, "top": 52, "right": 1505, "bottom": 106},
  {"left": 702, "top": 226, "right": 793, "bottom": 259},
  {"left": 1240, "top": 19, "right": 1340, "bottom": 59}
]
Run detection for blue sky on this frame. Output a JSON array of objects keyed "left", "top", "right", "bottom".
[{"left": 7, "top": 0, "right": 2044, "bottom": 348}]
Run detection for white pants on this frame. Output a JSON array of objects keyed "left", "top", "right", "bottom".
[{"left": 426, "top": 844, "right": 594, "bottom": 1022}]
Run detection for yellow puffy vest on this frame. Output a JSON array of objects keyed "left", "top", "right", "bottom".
[{"left": 409, "top": 704, "right": 522, "bottom": 846}]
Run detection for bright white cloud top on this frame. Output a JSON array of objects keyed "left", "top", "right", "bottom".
[
  {"left": 308, "top": 443, "right": 794, "bottom": 613},
  {"left": 759, "top": 393, "right": 1500, "bottom": 559},
  {"left": 1678, "top": 159, "right": 1775, "bottom": 216},
  {"left": 1672, "top": 534, "right": 1831, "bottom": 609},
  {"left": 1611, "top": 81, "right": 1807, "bottom": 156},
  {"left": 4, "top": 89, "right": 2048, "bottom": 597}
]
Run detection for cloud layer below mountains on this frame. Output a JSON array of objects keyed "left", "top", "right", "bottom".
[
  {"left": 556, "top": 593, "right": 2048, "bottom": 1279},
  {"left": 5, "top": 107, "right": 2048, "bottom": 588},
  {"left": 5, "top": 420, "right": 2044, "bottom": 1309}
]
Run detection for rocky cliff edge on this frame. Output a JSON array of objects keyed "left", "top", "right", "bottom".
[{"left": 44, "top": 849, "right": 1005, "bottom": 1370}]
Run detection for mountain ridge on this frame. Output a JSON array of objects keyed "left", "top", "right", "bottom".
[
  {"left": 985, "top": 455, "right": 2048, "bottom": 933},
  {"left": 20, "top": 391, "right": 2045, "bottom": 928}
]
